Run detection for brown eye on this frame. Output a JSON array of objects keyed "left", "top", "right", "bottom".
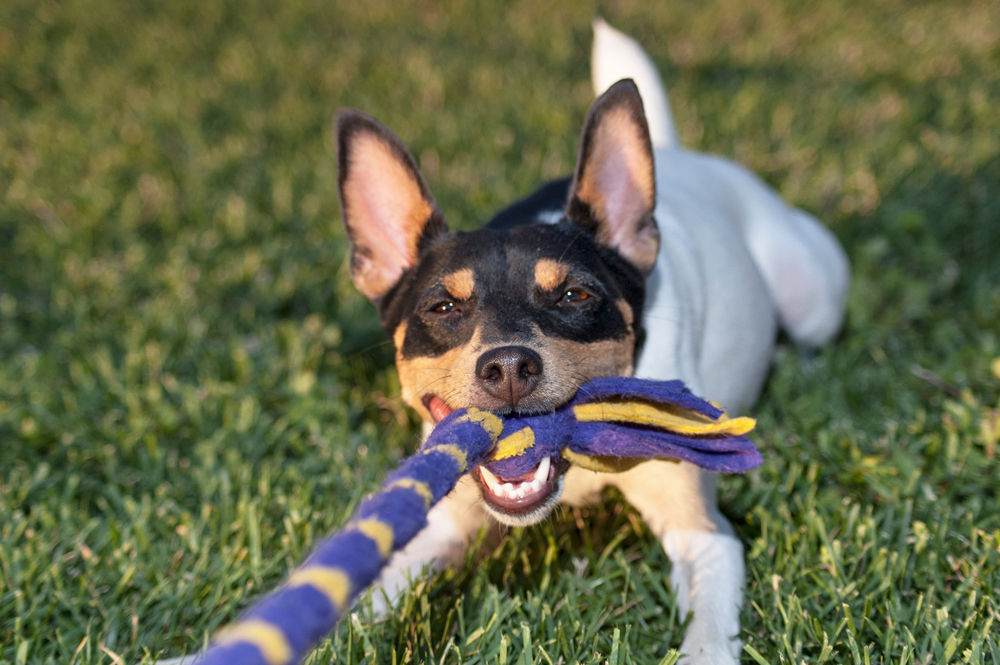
[
  {"left": 430, "top": 301, "right": 456, "bottom": 314},
  {"left": 559, "top": 288, "right": 591, "bottom": 304}
]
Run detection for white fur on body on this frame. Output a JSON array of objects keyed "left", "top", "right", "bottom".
[{"left": 373, "top": 20, "right": 848, "bottom": 665}]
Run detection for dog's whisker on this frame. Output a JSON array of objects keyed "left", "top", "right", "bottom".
[
  {"left": 415, "top": 374, "right": 452, "bottom": 393},
  {"left": 344, "top": 338, "right": 396, "bottom": 360}
]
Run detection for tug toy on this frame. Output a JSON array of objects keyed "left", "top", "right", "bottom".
[{"left": 194, "top": 377, "right": 760, "bottom": 665}]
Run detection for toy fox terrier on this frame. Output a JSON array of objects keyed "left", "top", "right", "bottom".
[{"left": 335, "top": 19, "right": 848, "bottom": 664}]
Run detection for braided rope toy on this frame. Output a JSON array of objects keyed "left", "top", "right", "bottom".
[{"left": 194, "top": 377, "right": 761, "bottom": 665}]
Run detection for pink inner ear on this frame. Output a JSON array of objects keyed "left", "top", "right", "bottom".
[
  {"left": 576, "top": 108, "right": 657, "bottom": 269},
  {"left": 591, "top": 122, "right": 655, "bottom": 246},
  {"left": 343, "top": 134, "right": 434, "bottom": 298}
]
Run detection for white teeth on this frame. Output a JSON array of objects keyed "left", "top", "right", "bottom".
[
  {"left": 533, "top": 457, "right": 551, "bottom": 484},
  {"left": 479, "top": 466, "right": 501, "bottom": 493},
  {"left": 481, "top": 458, "right": 552, "bottom": 501}
]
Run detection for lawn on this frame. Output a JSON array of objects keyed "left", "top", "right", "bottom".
[{"left": 1, "top": 1, "right": 998, "bottom": 663}]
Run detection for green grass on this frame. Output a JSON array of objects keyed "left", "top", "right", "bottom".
[{"left": 1, "top": 1, "right": 998, "bottom": 663}]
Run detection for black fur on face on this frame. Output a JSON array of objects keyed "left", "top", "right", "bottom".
[
  {"left": 336, "top": 78, "right": 657, "bottom": 425},
  {"left": 376, "top": 215, "right": 649, "bottom": 424},
  {"left": 378, "top": 220, "right": 647, "bottom": 361},
  {"left": 336, "top": 79, "right": 658, "bottom": 524}
]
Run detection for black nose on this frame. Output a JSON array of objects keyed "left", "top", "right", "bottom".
[{"left": 475, "top": 346, "right": 543, "bottom": 406}]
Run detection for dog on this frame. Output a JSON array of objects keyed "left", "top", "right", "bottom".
[{"left": 335, "top": 19, "right": 848, "bottom": 664}]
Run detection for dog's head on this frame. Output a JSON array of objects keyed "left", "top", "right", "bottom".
[{"left": 336, "top": 80, "right": 658, "bottom": 525}]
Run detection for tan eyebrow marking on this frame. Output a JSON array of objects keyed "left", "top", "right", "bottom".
[
  {"left": 441, "top": 268, "right": 475, "bottom": 301},
  {"left": 534, "top": 259, "right": 570, "bottom": 291}
]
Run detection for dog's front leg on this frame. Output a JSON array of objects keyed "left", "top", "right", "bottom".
[
  {"left": 662, "top": 529, "right": 744, "bottom": 664},
  {"left": 614, "top": 461, "right": 743, "bottom": 665},
  {"left": 367, "top": 474, "right": 488, "bottom": 615}
]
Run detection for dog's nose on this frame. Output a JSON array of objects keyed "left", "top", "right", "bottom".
[{"left": 475, "top": 346, "right": 543, "bottom": 406}]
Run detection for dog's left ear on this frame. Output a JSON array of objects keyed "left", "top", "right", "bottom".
[{"left": 566, "top": 79, "right": 659, "bottom": 275}]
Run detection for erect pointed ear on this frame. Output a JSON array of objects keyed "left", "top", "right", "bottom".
[
  {"left": 565, "top": 79, "right": 659, "bottom": 275},
  {"left": 336, "top": 109, "right": 446, "bottom": 301}
]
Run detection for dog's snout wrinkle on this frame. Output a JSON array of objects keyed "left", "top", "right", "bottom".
[{"left": 475, "top": 345, "right": 543, "bottom": 406}]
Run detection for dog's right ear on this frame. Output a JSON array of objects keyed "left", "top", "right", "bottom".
[
  {"left": 565, "top": 79, "right": 659, "bottom": 275},
  {"left": 336, "top": 110, "right": 446, "bottom": 301}
]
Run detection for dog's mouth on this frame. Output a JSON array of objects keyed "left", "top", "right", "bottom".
[
  {"left": 423, "top": 393, "right": 569, "bottom": 525},
  {"left": 474, "top": 456, "right": 568, "bottom": 525}
]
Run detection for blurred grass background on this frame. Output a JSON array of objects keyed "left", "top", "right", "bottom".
[{"left": 1, "top": 1, "right": 998, "bottom": 663}]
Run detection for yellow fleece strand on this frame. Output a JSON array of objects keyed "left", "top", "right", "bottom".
[
  {"left": 492, "top": 427, "right": 535, "bottom": 460},
  {"left": 572, "top": 401, "right": 755, "bottom": 436},
  {"left": 215, "top": 620, "right": 292, "bottom": 665}
]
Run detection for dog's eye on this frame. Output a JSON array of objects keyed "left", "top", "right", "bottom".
[
  {"left": 429, "top": 300, "right": 457, "bottom": 314},
  {"left": 559, "top": 288, "right": 591, "bottom": 304}
]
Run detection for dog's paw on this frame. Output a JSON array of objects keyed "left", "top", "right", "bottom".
[
  {"left": 678, "top": 636, "right": 741, "bottom": 665},
  {"left": 151, "top": 656, "right": 197, "bottom": 665}
]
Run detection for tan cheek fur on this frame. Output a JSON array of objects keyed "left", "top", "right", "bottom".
[
  {"left": 528, "top": 299, "right": 636, "bottom": 404},
  {"left": 393, "top": 298, "right": 636, "bottom": 421},
  {"left": 535, "top": 300, "right": 635, "bottom": 391},
  {"left": 393, "top": 324, "right": 486, "bottom": 421}
]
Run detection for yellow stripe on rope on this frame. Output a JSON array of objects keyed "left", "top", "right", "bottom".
[
  {"left": 561, "top": 447, "right": 644, "bottom": 473},
  {"left": 456, "top": 408, "right": 504, "bottom": 440},
  {"left": 422, "top": 443, "right": 468, "bottom": 471},
  {"left": 573, "top": 401, "right": 755, "bottom": 436},
  {"left": 353, "top": 518, "right": 394, "bottom": 558},
  {"left": 286, "top": 566, "right": 351, "bottom": 611},
  {"left": 386, "top": 477, "right": 434, "bottom": 507},
  {"left": 492, "top": 427, "right": 535, "bottom": 460},
  {"left": 215, "top": 619, "right": 292, "bottom": 665}
]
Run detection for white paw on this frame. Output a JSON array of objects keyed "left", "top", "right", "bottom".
[
  {"left": 678, "top": 639, "right": 741, "bottom": 665},
  {"left": 151, "top": 656, "right": 198, "bottom": 665}
]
